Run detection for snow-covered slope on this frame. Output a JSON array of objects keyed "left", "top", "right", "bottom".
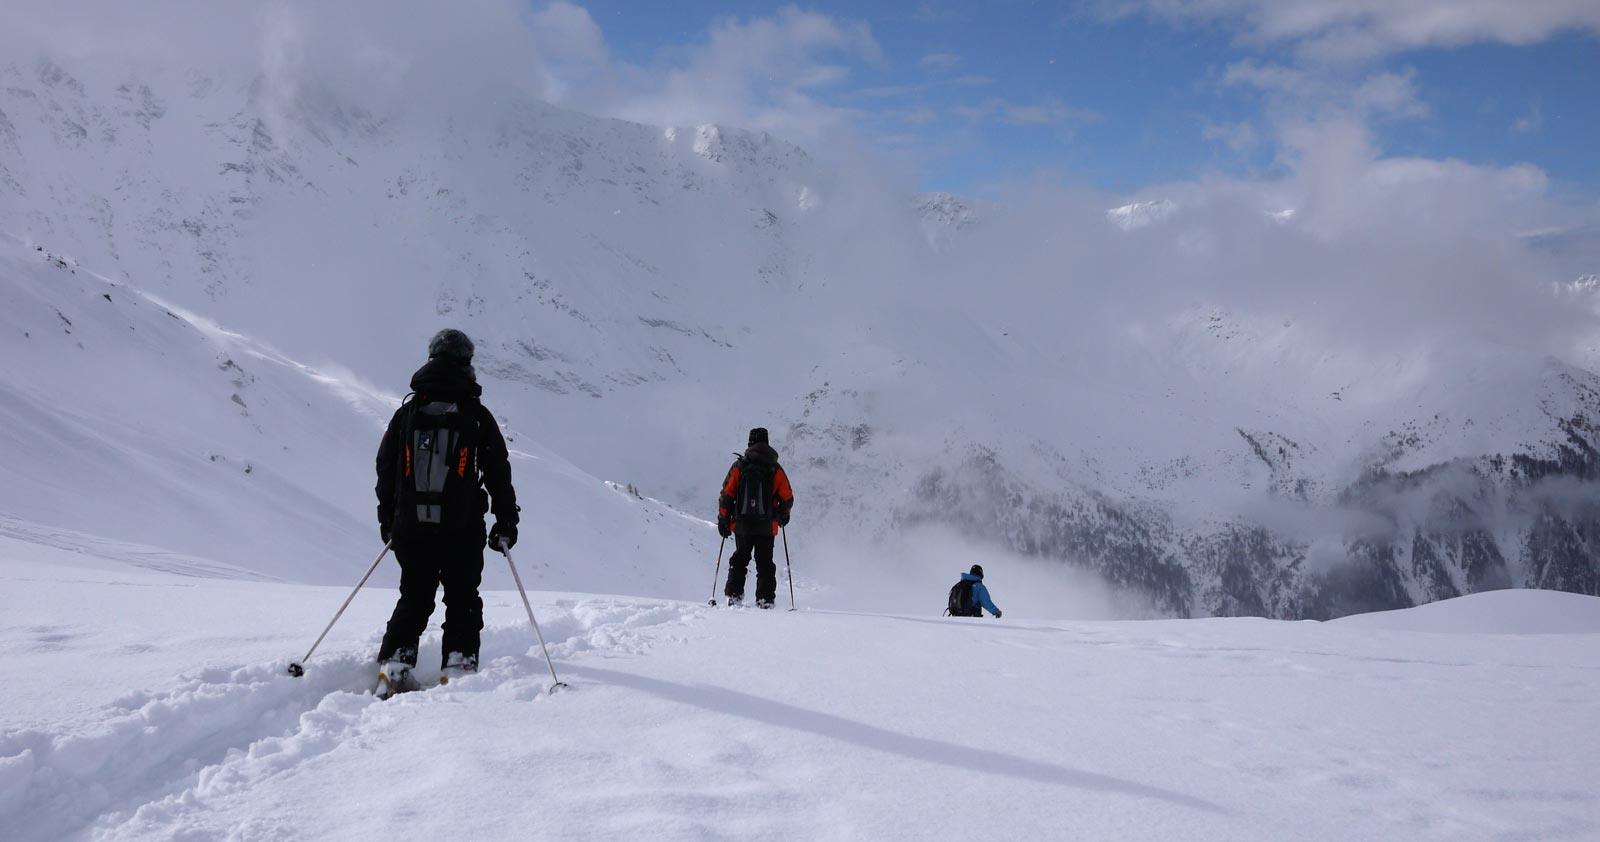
[
  {"left": 1332, "top": 588, "right": 1600, "bottom": 634},
  {"left": 4, "top": 541, "right": 1597, "bottom": 841},
  {"left": 0, "top": 234, "right": 715, "bottom": 597},
  {"left": 1, "top": 52, "right": 1596, "bottom": 618}
]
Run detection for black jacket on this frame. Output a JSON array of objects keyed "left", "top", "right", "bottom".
[{"left": 376, "top": 359, "right": 518, "bottom": 537}]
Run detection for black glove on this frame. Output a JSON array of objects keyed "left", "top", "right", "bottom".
[
  {"left": 380, "top": 522, "right": 392, "bottom": 545},
  {"left": 777, "top": 510, "right": 790, "bottom": 527},
  {"left": 488, "top": 522, "right": 517, "bottom": 551},
  {"left": 716, "top": 516, "right": 731, "bottom": 538}
]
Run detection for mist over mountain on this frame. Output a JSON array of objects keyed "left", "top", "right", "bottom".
[{"left": 2, "top": 6, "right": 1597, "bottom": 618}]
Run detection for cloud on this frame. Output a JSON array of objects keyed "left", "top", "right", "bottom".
[
  {"left": 2, "top": 1, "right": 889, "bottom": 152},
  {"left": 919, "top": 52, "right": 962, "bottom": 70},
  {"left": 528, "top": 1, "right": 610, "bottom": 101},
  {"left": 1003, "top": 98, "right": 1100, "bottom": 126},
  {"left": 1513, "top": 103, "right": 1544, "bottom": 134},
  {"left": 1208, "top": 57, "right": 1433, "bottom": 203},
  {"left": 1351, "top": 69, "right": 1427, "bottom": 118},
  {"left": 911, "top": 2, "right": 963, "bottom": 23},
  {"left": 1218, "top": 58, "right": 1431, "bottom": 162},
  {"left": 1221, "top": 59, "right": 1316, "bottom": 95},
  {"left": 530, "top": 1, "right": 608, "bottom": 66},
  {"left": 1201, "top": 119, "right": 1259, "bottom": 153},
  {"left": 886, "top": 106, "right": 940, "bottom": 126},
  {"left": 595, "top": 6, "right": 883, "bottom": 148},
  {"left": 1102, "top": 0, "right": 1600, "bottom": 61},
  {"left": 932, "top": 132, "right": 1598, "bottom": 397},
  {"left": 1, "top": 0, "right": 554, "bottom": 122},
  {"left": 1224, "top": 61, "right": 1425, "bottom": 118},
  {"left": 856, "top": 84, "right": 921, "bottom": 98},
  {"left": 955, "top": 97, "right": 1101, "bottom": 128}
]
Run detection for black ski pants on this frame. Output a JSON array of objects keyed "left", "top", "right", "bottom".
[
  {"left": 725, "top": 532, "right": 777, "bottom": 603},
  {"left": 378, "top": 530, "right": 484, "bottom": 669}
]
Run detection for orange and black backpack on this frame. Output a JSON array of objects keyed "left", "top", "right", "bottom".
[
  {"left": 734, "top": 457, "right": 779, "bottom": 524},
  {"left": 392, "top": 393, "right": 484, "bottom": 531}
]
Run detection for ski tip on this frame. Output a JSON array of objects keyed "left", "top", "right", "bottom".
[{"left": 286, "top": 662, "right": 305, "bottom": 678}]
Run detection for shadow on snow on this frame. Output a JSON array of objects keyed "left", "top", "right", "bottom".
[{"left": 569, "top": 664, "right": 1230, "bottom": 816}]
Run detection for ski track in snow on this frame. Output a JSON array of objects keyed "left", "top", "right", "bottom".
[{"left": 3, "top": 599, "right": 702, "bottom": 842}]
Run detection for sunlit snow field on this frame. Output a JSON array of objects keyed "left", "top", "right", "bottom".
[{"left": 4, "top": 532, "right": 1597, "bottom": 842}]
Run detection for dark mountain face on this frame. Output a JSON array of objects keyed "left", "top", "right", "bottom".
[{"left": 827, "top": 380, "right": 1600, "bottom": 621}]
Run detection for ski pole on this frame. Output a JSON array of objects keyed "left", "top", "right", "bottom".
[
  {"left": 500, "top": 541, "right": 568, "bottom": 692},
  {"left": 708, "top": 535, "right": 727, "bottom": 606},
  {"left": 288, "top": 540, "right": 391, "bottom": 677},
  {"left": 781, "top": 526, "right": 796, "bottom": 612}
]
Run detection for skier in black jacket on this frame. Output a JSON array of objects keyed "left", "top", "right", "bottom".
[{"left": 373, "top": 329, "right": 518, "bottom": 696}]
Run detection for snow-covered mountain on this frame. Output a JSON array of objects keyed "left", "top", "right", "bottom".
[
  {"left": 1106, "top": 198, "right": 1178, "bottom": 231},
  {"left": 1, "top": 53, "right": 1596, "bottom": 618}
]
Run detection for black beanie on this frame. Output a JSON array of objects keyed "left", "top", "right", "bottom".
[
  {"left": 428, "top": 328, "right": 474, "bottom": 362},
  {"left": 970, "top": 564, "right": 984, "bottom": 579},
  {"left": 748, "top": 427, "right": 769, "bottom": 445}
]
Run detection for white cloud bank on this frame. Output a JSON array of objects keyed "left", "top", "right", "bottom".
[
  {"left": 1103, "top": 0, "right": 1600, "bottom": 61},
  {"left": 2, "top": 0, "right": 1596, "bottom": 372}
]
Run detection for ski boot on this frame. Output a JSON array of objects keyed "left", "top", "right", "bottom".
[
  {"left": 726, "top": 595, "right": 743, "bottom": 607},
  {"left": 439, "top": 651, "right": 478, "bottom": 686},
  {"left": 375, "top": 659, "right": 421, "bottom": 700},
  {"left": 756, "top": 599, "right": 774, "bottom": 610}
]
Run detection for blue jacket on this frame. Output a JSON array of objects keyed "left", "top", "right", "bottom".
[{"left": 960, "top": 572, "right": 1001, "bottom": 617}]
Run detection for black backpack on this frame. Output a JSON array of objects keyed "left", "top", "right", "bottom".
[
  {"left": 395, "top": 394, "right": 482, "bottom": 530},
  {"left": 735, "top": 457, "right": 778, "bottom": 522},
  {"left": 946, "top": 579, "right": 981, "bottom": 617}
]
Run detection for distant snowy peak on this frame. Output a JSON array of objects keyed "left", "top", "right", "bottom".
[
  {"left": 914, "top": 192, "right": 978, "bottom": 229},
  {"left": 914, "top": 192, "right": 982, "bottom": 252},
  {"left": 1556, "top": 274, "right": 1599, "bottom": 296},
  {"left": 1107, "top": 198, "right": 1178, "bottom": 231},
  {"left": 1107, "top": 198, "right": 1300, "bottom": 230}
]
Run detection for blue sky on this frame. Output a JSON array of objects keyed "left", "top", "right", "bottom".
[{"left": 538, "top": 1, "right": 1600, "bottom": 199}]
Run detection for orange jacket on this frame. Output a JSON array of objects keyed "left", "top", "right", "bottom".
[{"left": 719, "top": 457, "right": 794, "bottom": 536}]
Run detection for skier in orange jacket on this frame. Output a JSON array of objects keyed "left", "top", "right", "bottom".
[{"left": 716, "top": 427, "right": 794, "bottom": 608}]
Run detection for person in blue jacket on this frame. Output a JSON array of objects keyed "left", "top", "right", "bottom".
[{"left": 946, "top": 564, "right": 1002, "bottom": 618}]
